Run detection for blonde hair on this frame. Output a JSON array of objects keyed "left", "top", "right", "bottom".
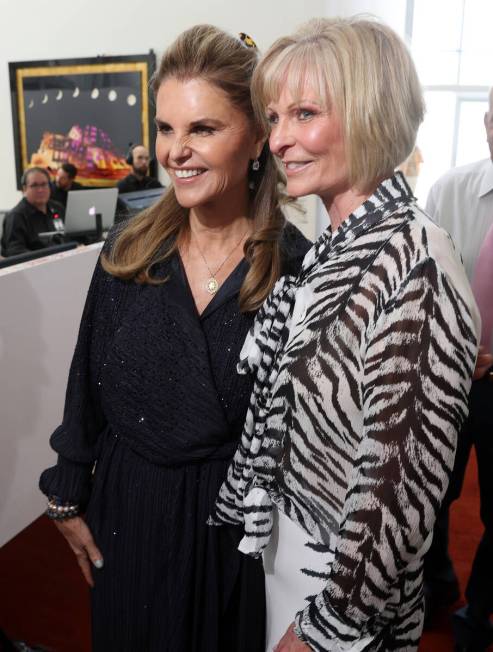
[
  {"left": 252, "top": 16, "right": 425, "bottom": 193},
  {"left": 103, "top": 24, "right": 287, "bottom": 313}
]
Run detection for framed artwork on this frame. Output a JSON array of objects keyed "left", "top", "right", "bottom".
[{"left": 9, "top": 52, "right": 156, "bottom": 188}]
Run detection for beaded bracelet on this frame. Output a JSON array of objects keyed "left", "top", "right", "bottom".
[{"left": 46, "top": 495, "right": 80, "bottom": 521}]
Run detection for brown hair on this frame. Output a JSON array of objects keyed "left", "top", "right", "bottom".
[
  {"left": 252, "top": 16, "right": 425, "bottom": 194},
  {"left": 102, "top": 24, "right": 287, "bottom": 312}
]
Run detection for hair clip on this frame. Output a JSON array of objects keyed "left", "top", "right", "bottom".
[{"left": 239, "top": 32, "right": 257, "bottom": 49}]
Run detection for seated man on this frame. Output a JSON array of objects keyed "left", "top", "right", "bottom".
[
  {"left": 50, "top": 162, "right": 84, "bottom": 207},
  {"left": 117, "top": 144, "right": 162, "bottom": 193},
  {"left": 1, "top": 167, "right": 65, "bottom": 257}
]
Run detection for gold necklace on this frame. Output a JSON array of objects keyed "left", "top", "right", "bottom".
[{"left": 193, "top": 229, "right": 249, "bottom": 295}]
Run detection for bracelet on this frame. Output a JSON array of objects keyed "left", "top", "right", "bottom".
[{"left": 46, "top": 495, "right": 80, "bottom": 521}]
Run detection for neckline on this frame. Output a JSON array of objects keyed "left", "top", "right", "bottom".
[
  {"left": 23, "top": 198, "right": 50, "bottom": 216},
  {"left": 300, "top": 172, "right": 414, "bottom": 275},
  {"left": 175, "top": 253, "right": 248, "bottom": 320}
]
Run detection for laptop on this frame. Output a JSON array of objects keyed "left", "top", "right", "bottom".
[{"left": 65, "top": 188, "right": 118, "bottom": 235}]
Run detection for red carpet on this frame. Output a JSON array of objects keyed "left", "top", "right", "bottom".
[
  {"left": 0, "top": 451, "right": 487, "bottom": 651},
  {"left": 0, "top": 517, "right": 90, "bottom": 652},
  {"left": 419, "top": 450, "right": 492, "bottom": 652}
]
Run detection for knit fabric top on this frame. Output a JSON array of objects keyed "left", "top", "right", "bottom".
[{"left": 39, "top": 221, "right": 310, "bottom": 506}]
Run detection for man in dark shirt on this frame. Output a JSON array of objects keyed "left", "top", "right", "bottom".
[
  {"left": 117, "top": 144, "right": 163, "bottom": 194},
  {"left": 1, "top": 167, "right": 65, "bottom": 257},
  {"left": 50, "top": 162, "right": 84, "bottom": 207}
]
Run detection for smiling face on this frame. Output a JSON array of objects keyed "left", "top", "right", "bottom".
[
  {"left": 267, "top": 82, "right": 349, "bottom": 204},
  {"left": 155, "top": 77, "right": 261, "bottom": 212}
]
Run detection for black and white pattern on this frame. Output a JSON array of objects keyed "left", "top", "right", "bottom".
[
  {"left": 264, "top": 507, "right": 374, "bottom": 652},
  {"left": 211, "top": 173, "right": 479, "bottom": 651}
]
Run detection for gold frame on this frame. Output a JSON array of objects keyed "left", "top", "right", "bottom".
[{"left": 9, "top": 53, "right": 155, "bottom": 188}]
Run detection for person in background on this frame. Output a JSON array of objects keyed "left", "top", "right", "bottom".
[
  {"left": 212, "top": 16, "right": 480, "bottom": 652},
  {"left": 472, "top": 223, "right": 493, "bottom": 359},
  {"left": 424, "top": 86, "right": 493, "bottom": 652},
  {"left": 39, "top": 25, "right": 309, "bottom": 652},
  {"left": 117, "top": 144, "right": 163, "bottom": 193},
  {"left": 398, "top": 144, "right": 423, "bottom": 192},
  {"left": 50, "top": 162, "right": 84, "bottom": 208},
  {"left": 1, "top": 167, "right": 65, "bottom": 257}
]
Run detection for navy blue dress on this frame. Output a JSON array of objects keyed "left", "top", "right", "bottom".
[{"left": 40, "top": 223, "right": 310, "bottom": 651}]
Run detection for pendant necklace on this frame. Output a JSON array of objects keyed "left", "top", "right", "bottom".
[{"left": 193, "top": 229, "right": 249, "bottom": 295}]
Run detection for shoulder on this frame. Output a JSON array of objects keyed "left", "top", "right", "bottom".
[
  {"left": 280, "top": 220, "right": 311, "bottom": 275},
  {"left": 89, "top": 220, "right": 133, "bottom": 293},
  {"left": 103, "top": 217, "right": 132, "bottom": 252},
  {"left": 117, "top": 175, "right": 131, "bottom": 189},
  {"left": 146, "top": 176, "right": 163, "bottom": 188},
  {"left": 6, "top": 199, "right": 29, "bottom": 219},
  {"left": 392, "top": 205, "right": 479, "bottom": 323},
  {"left": 375, "top": 203, "right": 462, "bottom": 286},
  {"left": 429, "top": 159, "right": 489, "bottom": 196},
  {"left": 410, "top": 204, "right": 457, "bottom": 257},
  {"left": 390, "top": 203, "right": 458, "bottom": 262}
]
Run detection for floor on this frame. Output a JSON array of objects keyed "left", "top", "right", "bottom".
[{"left": 0, "top": 452, "right": 489, "bottom": 651}]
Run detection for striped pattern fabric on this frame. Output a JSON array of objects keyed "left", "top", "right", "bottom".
[{"left": 211, "top": 173, "right": 480, "bottom": 651}]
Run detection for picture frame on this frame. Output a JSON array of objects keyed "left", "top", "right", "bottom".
[{"left": 9, "top": 52, "right": 157, "bottom": 189}]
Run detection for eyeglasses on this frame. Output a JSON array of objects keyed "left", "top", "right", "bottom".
[{"left": 26, "top": 182, "right": 49, "bottom": 189}]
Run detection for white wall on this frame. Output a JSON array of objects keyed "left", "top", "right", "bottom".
[
  {"left": 325, "top": 0, "right": 407, "bottom": 34},
  {"left": 0, "top": 244, "right": 102, "bottom": 546},
  {"left": 0, "top": 0, "right": 327, "bottom": 210}
]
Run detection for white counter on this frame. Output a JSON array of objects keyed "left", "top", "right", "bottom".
[{"left": 0, "top": 243, "right": 102, "bottom": 546}]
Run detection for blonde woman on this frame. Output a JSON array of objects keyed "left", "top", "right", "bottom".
[
  {"left": 212, "top": 17, "right": 480, "bottom": 651},
  {"left": 39, "top": 25, "right": 309, "bottom": 652}
]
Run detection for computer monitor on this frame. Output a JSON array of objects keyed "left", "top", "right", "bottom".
[
  {"left": 65, "top": 188, "right": 118, "bottom": 235},
  {"left": 119, "top": 187, "right": 165, "bottom": 214}
]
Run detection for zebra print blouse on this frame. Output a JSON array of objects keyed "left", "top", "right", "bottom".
[{"left": 211, "top": 173, "right": 480, "bottom": 650}]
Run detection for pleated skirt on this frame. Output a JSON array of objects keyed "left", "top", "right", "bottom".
[{"left": 85, "top": 430, "right": 265, "bottom": 652}]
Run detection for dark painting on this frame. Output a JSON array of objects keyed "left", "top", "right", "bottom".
[{"left": 10, "top": 54, "right": 156, "bottom": 188}]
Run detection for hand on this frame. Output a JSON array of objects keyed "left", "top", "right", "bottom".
[
  {"left": 273, "top": 623, "right": 311, "bottom": 651},
  {"left": 473, "top": 346, "right": 493, "bottom": 380},
  {"left": 54, "top": 516, "right": 103, "bottom": 587}
]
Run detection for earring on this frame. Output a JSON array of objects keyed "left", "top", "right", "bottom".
[{"left": 252, "top": 159, "right": 260, "bottom": 171}]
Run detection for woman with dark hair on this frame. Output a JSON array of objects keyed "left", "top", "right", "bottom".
[
  {"left": 39, "top": 25, "right": 309, "bottom": 652},
  {"left": 212, "top": 17, "right": 480, "bottom": 652}
]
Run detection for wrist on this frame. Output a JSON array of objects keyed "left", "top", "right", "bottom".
[{"left": 45, "top": 495, "right": 80, "bottom": 521}]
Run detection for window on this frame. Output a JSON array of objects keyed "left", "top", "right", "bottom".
[{"left": 408, "top": 0, "right": 491, "bottom": 202}]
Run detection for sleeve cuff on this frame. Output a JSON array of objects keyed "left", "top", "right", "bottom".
[
  {"left": 39, "top": 456, "right": 94, "bottom": 507},
  {"left": 294, "top": 600, "right": 375, "bottom": 652}
]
